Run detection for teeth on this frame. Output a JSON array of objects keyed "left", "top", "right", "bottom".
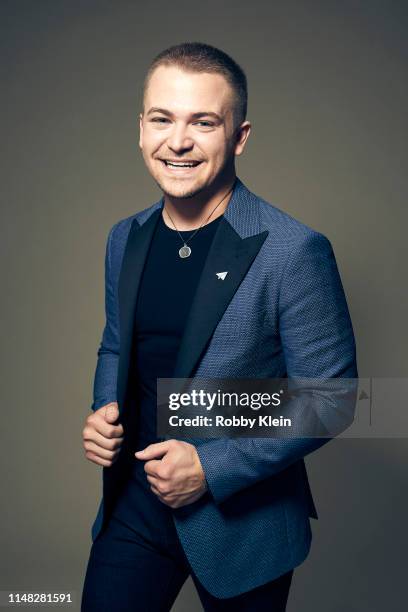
[{"left": 165, "top": 161, "right": 198, "bottom": 167}]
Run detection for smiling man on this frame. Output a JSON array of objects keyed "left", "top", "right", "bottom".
[
  {"left": 140, "top": 63, "right": 247, "bottom": 214},
  {"left": 81, "top": 42, "right": 357, "bottom": 611}
]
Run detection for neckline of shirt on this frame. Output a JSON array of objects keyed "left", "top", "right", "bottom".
[{"left": 159, "top": 212, "right": 223, "bottom": 236}]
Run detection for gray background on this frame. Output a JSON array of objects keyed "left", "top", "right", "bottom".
[{"left": 1, "top": 1, "right": 407, "bottom": 610}]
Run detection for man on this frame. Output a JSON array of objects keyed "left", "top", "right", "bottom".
[{"left": 81, "top": 42, "right": 357, "bottom": 611}]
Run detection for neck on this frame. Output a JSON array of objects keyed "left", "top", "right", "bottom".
[{"left": 162, "top": 171, "right": 236, "bottom": 231}]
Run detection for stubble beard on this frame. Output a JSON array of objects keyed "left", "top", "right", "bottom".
[
  {"left": 149, "top": 152, "right": 234, "bottom": 200},
  {"left": 154, "top": 174, "right": 207, "bottom": 201}
]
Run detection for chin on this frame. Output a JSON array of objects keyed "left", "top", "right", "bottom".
[{"left": 156, "top": 176, "right": 206, "bottom": 200}]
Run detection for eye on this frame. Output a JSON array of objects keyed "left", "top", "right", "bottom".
[
  {"left": 195, "top": 121, "right": 214, "bottom": 127},
  {"left": 151, "top": 117, "right": 170, "bottom": 123}
]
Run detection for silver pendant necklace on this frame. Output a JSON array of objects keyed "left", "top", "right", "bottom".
[
  {"left": 164, "top": 185, "right": 234, "bottom": 258},
  {"left": 178, "top": 244, "right": 192, "bottom": 258}
]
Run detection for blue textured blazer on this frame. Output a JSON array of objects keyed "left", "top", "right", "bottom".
[{"left": 89, "top": 177, "right": 357, "bottom": 598}]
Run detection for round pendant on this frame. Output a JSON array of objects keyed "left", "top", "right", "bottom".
[{"left": 179, "top": 245, "right": 191, "bottom": 258}]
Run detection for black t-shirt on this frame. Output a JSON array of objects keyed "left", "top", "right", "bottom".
[
  {"left": 131, "top": 211, "right": 222, "bottom": 448},
  {"left": 111, "top": 211, "right": 221, "bottom": 531}
]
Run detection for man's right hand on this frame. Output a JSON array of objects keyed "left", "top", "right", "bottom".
[{"left": 82, "top": 402, "right": 124, "bottom": 467}]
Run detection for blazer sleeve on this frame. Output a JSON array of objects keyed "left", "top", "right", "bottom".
[
  {"left": 90, "top": 223, "right": 120, "bottom": 411},
  {"left": 195, "top": 231, "right": 358, "bottom": 505}
]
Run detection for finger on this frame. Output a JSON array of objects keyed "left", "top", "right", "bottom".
[
  {"left": 83, "top": 427, "right": 124, "bottom": 451},
  {"left": 93, "top": 418, "right": 124, "bottom": 439},
  {"left": 83, "top": 441, "right": 121, "bottom": 461},
  {"left": 149, "top": 483, "right": 169, "bottom": 502},
  {"left": 102, "top": 402, "right": 120, "bottom": 424},
  {"left": 150, "top": 483, "right": 161, "bottom": 496},
  {"left": 145, "top": 473, "right": 161, "bottom": 487},
  {"left": 143, "top": 459, "right": 163, "bottom": 477},
  {"left": 135, "top": 440, "right": 173, "bottom": 460},
  {"left": 85, "top": 451, "right": 117, "bottom": 467}
]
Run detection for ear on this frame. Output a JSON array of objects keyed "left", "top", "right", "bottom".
[
  {"left": 234, "top": 121, "right": 251, "bottom": 156},
  {"left": 139, "top": 113, "right": 143, "bottom": 149}
]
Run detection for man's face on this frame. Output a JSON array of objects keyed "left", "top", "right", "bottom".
[{"left": 139, "top": 65, "right": 249, "bottom": 199}]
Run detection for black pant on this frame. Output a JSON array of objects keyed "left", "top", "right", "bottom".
[{"left": 81, "top": 512, "right": 293, "bottom": 612}]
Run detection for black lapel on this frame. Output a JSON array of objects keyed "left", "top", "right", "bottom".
[
  {"left": 173, "top": 217, "right": 268, "bottom": 379},
  {"left": 116, "top": 208, "right": 162, "bottom": 411}
]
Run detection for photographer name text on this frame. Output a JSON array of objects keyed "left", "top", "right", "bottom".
[{"left": 168, "top": 415, "right": 292, "bottom": 428}]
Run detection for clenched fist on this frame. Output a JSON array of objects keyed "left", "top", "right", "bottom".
[
  {"left": 135, "top": 439, "right": 208, "bottom": 508},
  {"left": 82, "top": 402, "right": 124, "bottom": 467}
]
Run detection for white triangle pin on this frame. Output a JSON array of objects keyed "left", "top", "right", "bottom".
[{"left": 216, "top": 271, "right": 228, "bottom": 280}]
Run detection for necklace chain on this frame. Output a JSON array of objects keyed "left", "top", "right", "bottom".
[{"left": 164, "top": 183, "right": 234, "bottom": 257}]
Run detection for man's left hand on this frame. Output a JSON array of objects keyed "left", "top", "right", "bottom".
[{"left": 135, "top": 440, "right": 208, "bottom": 508}]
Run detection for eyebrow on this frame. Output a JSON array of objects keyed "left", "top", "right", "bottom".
[{"left": 146, "top": 107, "right": 222, "bottom": 121}]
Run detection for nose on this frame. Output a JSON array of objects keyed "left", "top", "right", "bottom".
[{"left": 167, "top": 122, "right": 194, "bottom": 153}]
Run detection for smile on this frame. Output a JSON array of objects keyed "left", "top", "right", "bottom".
[{"left": 160, "top": 159, "right": 203, "bottom": 171}]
